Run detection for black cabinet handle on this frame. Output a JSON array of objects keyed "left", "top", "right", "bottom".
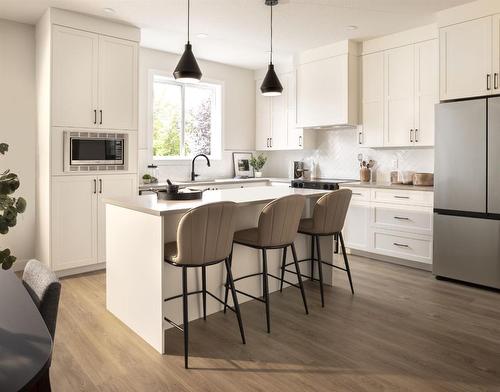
[
  {"left": 495, "top": 73, "right": 499, "bottom": 90},
  {"left": 93, "top": 179, "right": 97, "bottom": 194},
  {"left": 99, "top": 179, "right": 102, "bottom": 194},
  {"left": 299, "top": 135, "right": 302, "bottom": 147},
  {"left": 487, "top": 74, "right": 492, "bottom": 91},
  {"left": 410, "top": 129, "right": 414, "bottom": 143},
  {"left": 270, "top": 137, "right": 272, "bottom": 148},
  {"left": 99, "top": 110, "right": 103, "bottom": 125},
  {"left": 393, "top": 242, "right": 409, "bottom": 248},
  {"left": 94, "top": 109, "right": 97, "bottom": 125},
  {"left": 394, "top": 195, "right": 410, "bottom": 199},
  {"left": 394, "top": 216, "right": 410, "bottom": 221},
  {"left": 415, "top": 128, "right": 419, "bottom": 143}
]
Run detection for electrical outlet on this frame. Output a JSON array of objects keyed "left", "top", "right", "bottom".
[{"left": 392, "top": 159, "right": 398, "bottom": 170}]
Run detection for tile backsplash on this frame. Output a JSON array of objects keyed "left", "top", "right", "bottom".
[{"left": 263, "top": 128, "right": 434, "bottom": 181}]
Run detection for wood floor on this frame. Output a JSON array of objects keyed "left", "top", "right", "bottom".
[{"left": 50, "top": 255, "right": 500, "bottom": 391}]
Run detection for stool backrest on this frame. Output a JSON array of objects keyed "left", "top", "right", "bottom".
[
  {"left": 258, "top": 194, "right": 305, "bottom": 247},
  {"left": 311, "top": 189, "right": 352, "bottom": 235},
  {"left": 22, "top": 259, "right": 61, "bottom": 339},
  {"left": 176, "top": 201, "right": 238, "bottom": 265}
]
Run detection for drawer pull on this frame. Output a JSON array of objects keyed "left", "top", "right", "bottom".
[
  {"left": 394, "top": 195, "right": 410, "bottom": 199},
  {"left": 394, "top": 216, "right": 410, "bottom": 221},
  {"left": 352, "top": 192, "right": 363, "bottom": 196},
  {"left": 393, "top": 242, "right": 409, "bottom": 248}
]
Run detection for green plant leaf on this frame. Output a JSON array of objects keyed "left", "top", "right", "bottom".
[
  {"left": 15, "top": 197, "right": 26, "bottom": 213},
  {"left": 0, "top": 143, "right": 8, "bottom": 155}
]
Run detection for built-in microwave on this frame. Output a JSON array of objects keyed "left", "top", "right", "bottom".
[{"left": 64, "top": 131, "right": 126, "bottom": 172}]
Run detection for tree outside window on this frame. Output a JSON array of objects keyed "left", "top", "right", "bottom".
[{"left": 151, "top": 74, "right": 221, "bottom": 160}]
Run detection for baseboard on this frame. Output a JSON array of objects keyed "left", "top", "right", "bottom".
[
  {"left": 55, "top": 262, "right": 106, "bottom": 278},
  {"left": 348, "top": 249, "right": 432, "bottom": 271}
]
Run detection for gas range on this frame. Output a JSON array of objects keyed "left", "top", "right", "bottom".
[{"left": 291, "top": 178, "right": 356, "bottom": 190}]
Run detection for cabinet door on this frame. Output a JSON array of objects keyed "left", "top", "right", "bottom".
[
  {"left": 297, "top": 55, "right": 348, "bottom": 127},
  {"left": 97, "top": 174, "right": 137, "bottom": 263},
  {"left": 270, "top": 77, "right": 288, "bottom": 150},
  {"left": 255, "top": 80, "right": 272, "bottom": 150},
  {"left": 361, "top": 52, "right": 384, "bottom": 147},
  {"left": 492, "top": 14, "right": 500, "bottom": 94},
  {"left": 384, "top": 45, "right": 415, "bottom": 147},
  {"left": 98, "top": 36, "right": 138, "bottom": 130},
  {"left": 285, "top": 71, "right": 304, "bottom": 149},
  {"left": 440, "top": 17, "right": 492, "bottom": 100},
  {"left": 52, "top": 176, "right": 98, "bottom": 270},
  {"left": 343, "top": 202, "right": 371, "bottom": 251},
  {"left": 52, "top": 26, "right": 98, "bottom": 128},
  {"left": 414, "top": 40, "right": 438, "bottom": 146}
]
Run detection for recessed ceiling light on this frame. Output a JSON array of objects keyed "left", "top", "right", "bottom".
[
  {"left": 103, "top": 7, "right": 116, "bottom": 15},
  {"left": 346, "top": 25, "right": 358, "bottom": 31},
  {"left": 196, "top": 33, "right": 209, "bottom": 39}
]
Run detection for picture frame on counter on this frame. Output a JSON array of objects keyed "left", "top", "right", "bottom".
[{"left": 232, "top": 152, "right": 254, "bottom": 178}]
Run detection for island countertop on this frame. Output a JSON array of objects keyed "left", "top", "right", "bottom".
[{"left": 104, "top": 186, "right": 329, "bottom": 216}]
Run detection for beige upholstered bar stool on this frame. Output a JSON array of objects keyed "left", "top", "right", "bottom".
[
  {"left": 224, "top": 194, "right": 308, "bottom": 333},
  {"left": 163, "top": 201, "right": 245, "bottom": 369},
  {"left": 280, "top": 189, "right": 353, "bottom": 307}
]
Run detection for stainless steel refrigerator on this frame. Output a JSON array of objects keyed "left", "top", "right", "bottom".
[{"left": 434, "top": 97, "right": 500, "bottom": 289}]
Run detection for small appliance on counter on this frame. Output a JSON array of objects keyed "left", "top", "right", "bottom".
[{"left": 412, "top": 173, "right": 434, "bottom": 186}]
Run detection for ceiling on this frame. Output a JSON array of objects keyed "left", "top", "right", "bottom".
[{"left": 0, "top": 0, "right": 472, "bottom": 69}]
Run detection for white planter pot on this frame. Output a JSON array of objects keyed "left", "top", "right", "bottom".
[{"left": 254, "top": 171, "right": 262, "bottom": 178}]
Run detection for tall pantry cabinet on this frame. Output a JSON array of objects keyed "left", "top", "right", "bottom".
[{"left": 36, "top": 9, "right": 140, "bottom": 274}]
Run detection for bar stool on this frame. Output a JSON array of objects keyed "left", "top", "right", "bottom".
[
  {"left": 163, "top": 201, "right": 245, "bottom": 369},
  {"left": 224, "top": 194, "right": 308, "bottom": 333},
  {"left": 280, "top": 189, "right": 353, "bottom": 307}
]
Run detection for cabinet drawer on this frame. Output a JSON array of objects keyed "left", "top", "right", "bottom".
[
  {"left": 342, "top": 187, "right": 370, "bottom": 201},
  {"left": 371, "top": 189, "right": 433, "bottom": 206},
  {"left": 373, "top": 206, "right": 432, "bottom": 235},
  {"left": 373, "top": 231, "right": 432, "bottom": 263}
]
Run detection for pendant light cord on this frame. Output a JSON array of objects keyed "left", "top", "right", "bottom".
[
  {"left": 187, "top": 0, "right": 191, "bottom": 44},
  {"left": 270, "top": 3, "right": 273, "bottom": 64}
]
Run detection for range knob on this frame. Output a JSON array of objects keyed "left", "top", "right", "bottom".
[
  {"left": 323, "top": 184, "right": 329, "bottom": 190},
  {"left": 292, "top": 182, "right": 298, "bottom": 188},
  {"left": 298, "top": 182, "right": 304, "bottom": 188}
]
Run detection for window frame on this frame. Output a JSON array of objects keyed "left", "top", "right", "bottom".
[{"left": 147, "top": 69, "right": 224, "bottom": 164}]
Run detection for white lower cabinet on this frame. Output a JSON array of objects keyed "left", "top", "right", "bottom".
[
  {"left": 340, "top": 186, "right": 434, "bottom": 266},
  {"left": 51, "top": 174, "right": 137, "bottom": 271}
]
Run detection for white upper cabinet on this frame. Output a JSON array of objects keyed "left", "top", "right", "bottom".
[
  {"left": 493, "top": 14, "right": 500, "bottom": 94},
  {"left": 414, "top": 39, "right": 438, "bottom": 146},
  {"left": 255, "top": 79, "right": 272, "bottom": 150},
  {"left": 384, "top": 45, "right": 415, "bottom": 147},
  {"left": 52, "top": 26, "right": 138, "bottom": 130},
  {"left": 360, "top": 35, "right": 438, "bottom": 148},
  {"left": 52, "top": 26, "right": 98, "bottom": 128},
  {"left": 296, "top": 53, "right": 358, "bottom": 128},
  {"left": 360, "top": 52, "right": 384, "bottom": 147},
  {"left": 440, "top": 17, "right": 493, "bottom": 100},
  {"left": 98, "top": 35, "right": 138, "bottom": 130}
]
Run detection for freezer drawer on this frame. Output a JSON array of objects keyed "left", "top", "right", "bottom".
[
  {"left": 433, "top": 214, "right": 500, "bottom": 289},
  {"left": 488, "top": 97, "right": 500, "bottom": 214}
]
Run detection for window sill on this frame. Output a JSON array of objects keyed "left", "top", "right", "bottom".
[{"left": 153, "top": 156, "right": 222, "bottom": 166}]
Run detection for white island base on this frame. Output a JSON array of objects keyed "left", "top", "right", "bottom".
[{"left": 105, "top": 186, "right": 340, "bottom": 354}]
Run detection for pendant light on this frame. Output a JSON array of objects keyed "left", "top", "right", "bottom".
[
  {"left": 260, "top": 0, "right": 283, "bottom": 96},
  {"left": 173, "top": 0, "right": 202, "bottom": 82}
]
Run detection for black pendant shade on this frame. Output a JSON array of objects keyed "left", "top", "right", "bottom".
[
  {"left": 174, "top": 0, "right": 202, "bottom": 83},
  {"left": 173, "top": 42, "right": 202, "bottom": 82},
  {"left": 260, "top": 0, "right": 282, "bottom": 96},
  {"left": 261, "top": 64, "right": 283, "bottom": 96}
]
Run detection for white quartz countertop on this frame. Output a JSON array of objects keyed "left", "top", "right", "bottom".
[
  {"left": 105, "top": 186, "right": 327, "bottom": 216},
  {"left": 341, "top": 181, "right": 434, "bottom": 192},
  {"left": 139, "top": 177, "right": 290, "bottom": 190}
]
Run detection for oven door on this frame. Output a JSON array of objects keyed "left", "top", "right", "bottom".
[{"left": 70, "top": 138, "right": 124, "bottom": 166}]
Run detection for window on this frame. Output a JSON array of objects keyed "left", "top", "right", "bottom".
[{"left": 150, "top": 73, "right": 222, "bottom": 160}]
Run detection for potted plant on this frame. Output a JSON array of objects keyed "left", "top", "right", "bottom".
[
  {"left": 0, "top": 143, "right": 27, "bottom": 270},
  {"left": 142, "top": 173, "right": 152, "bottom": 184},
  {"left": 250, "top": 153, "right": 267, "bottom": 178}
]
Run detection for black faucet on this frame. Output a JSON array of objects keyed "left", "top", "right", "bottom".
[{"left": 191, "top": 154, "right": 211, "bottom": 181}]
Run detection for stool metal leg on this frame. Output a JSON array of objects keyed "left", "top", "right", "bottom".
[
  {"left": 182, "top": 266, "right": 189, "bottom": 369},
  {"left": 202, "top": 266, "right": 207, "bottom": 320},
  {"left": 225, "top": 258, "right": 246, "bottom": 344},
  {"left": 315, "top": 235, "right": 325, "bottom": 307},
  {"left": 310, "top": 235, "right": 315, "bottom": 281},
  {"left": 339, "top": 232, "right": 354, "bottom": 294},
  {"left": 279, "top": 246, "right": 287, "bottom": 292},
  {"left": 223, "top": 246, "right": 233, "bottom": 314},
  {"left": 291, "top": 243, "right": 309, "bottom": 315},
  {"left": 262, "top": 249, "right": 271, "bottom": 333}
]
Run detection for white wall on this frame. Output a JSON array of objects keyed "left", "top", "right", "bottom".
[
  {"left": 0, "top": 19, "right": 36, "bottom": 267},
  {"left": 138, "top": 47, "right": 256, "bottom": 182},
  {"left": 263, "top": 127, "right": 434, "bottom": 181}
]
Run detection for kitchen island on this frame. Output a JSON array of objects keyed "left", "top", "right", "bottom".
[{"left": 104, "top": 186, "right": 337, "bottom": 354}]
